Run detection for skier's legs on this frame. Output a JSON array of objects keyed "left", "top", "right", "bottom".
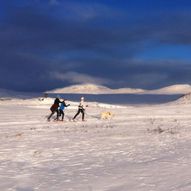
[
  {"left": 81, "top": 109, "right": 85, "bottom": 121},
  {"left": 73, "top": 109, "right": 80, "bottom": 119},
  {"left": 60, "top": 110, "right": 64, "bottom": 121},
  {"left": 48, "top": 111, "right": 55, "bottom": 120},
  {"left": 55, "top": 109, "right": 60, "bottom": 120}
]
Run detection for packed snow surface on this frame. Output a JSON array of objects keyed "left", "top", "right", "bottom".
[{"left": 1, "top": 97, "right": 191, "bottom": 191}]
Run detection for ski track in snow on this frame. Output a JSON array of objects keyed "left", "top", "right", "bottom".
[{"left": 0, "top": 99, "right": 191, "bottom": 191}]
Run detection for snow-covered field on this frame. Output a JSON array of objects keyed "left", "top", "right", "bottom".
[{"left": 1, "top": 97, "right": 191, "bottom": 191}]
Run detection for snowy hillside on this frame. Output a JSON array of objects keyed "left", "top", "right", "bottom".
[
  {"left": 46, "top": 83, "right": 191, "bottom": 95},
  {"left": 146, "top": 84, "right": 191, "bottom": 95},
  {"left": 1, "top": 97, "right": 191, "bottom": 190},
  {"left": 173, "top": 92, "right": 191, "bottom": 104},
  {"left": 46, "top": 83, "right": 112, "bottom": 94},
  {"left": 46, "top": 83, "right": 145, "bottom": 94}
]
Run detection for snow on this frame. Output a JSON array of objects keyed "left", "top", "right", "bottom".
[
  {"left": 1, "top": 96, "right": 191, "bottom": 191},
  {"left": 174, "top": 93, "right": 191, "bottom": 105},
  {"left": 46, "top": 83, "right": 191, "bottom": 95},
  {"left": 146, "top": 84, "right": 191, "bottom": 95},
  {"left": 46, "top": 83, "right": 112, "bottom": 94}
]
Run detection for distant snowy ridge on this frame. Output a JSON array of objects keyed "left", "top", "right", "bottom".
[
  {"left": 46, "top": 84, "right": 110, "bottom": 94},
  {"left": 1, "top": 84, "right": 191, "bottom": 100},
  {"left": 145, "top": 84, "right": 191, "bottom": 95},
  {"left": 46, "top": 83, "right": 145, "bottom": 94},
  {"left": 173, "top": 92, "right": 191, "bottom": 104},
  {"left": 46, "top": 83, "right": 191, "bottom": 95}
]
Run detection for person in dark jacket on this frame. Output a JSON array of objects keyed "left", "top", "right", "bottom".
[
  {"left": 58, "top": 99, "right": 70, "bottom": 121},
  {"left": 47, "top": 96, "right": 61, "bottom": 121}
]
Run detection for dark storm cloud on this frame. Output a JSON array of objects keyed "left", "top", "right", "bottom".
[
  {"left": 1, "top": 1, "right": 191, "bottom": 92},
  {"left": 2, "top": 2, "right": 191, "bottom": 49},
  {"left": 71, "top": 59, "right": 191, "bottom": 89},
  {"left": 119, "top": 61, "right": 191, "bottom": 89}
]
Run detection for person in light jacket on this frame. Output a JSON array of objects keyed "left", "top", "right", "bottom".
[{"left": 73, "top": 97, "right": 87, "bottom": 121}]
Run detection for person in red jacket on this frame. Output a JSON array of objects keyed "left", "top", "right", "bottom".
[{"left": 47, "top": 96, "right": 61, "bottom": 121}]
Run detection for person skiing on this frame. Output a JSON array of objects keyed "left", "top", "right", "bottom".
[
  {"left": 72, "top": 96, "right": 87, "bottom": 121},
  {"left": 47, "top": 96, "right": 62, "bottom": 121},
  {"left": 58, "top": 99, "right": 70, "bottom": 121}
]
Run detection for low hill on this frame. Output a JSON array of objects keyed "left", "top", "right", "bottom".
[
  {"left": 173, "top": 93, "right": 191, "bottom": 104},
  {"left": 46, "top": 83, "right": 191, "bottom": 95},
  {"left": 145, "top": 84, "right": 191, "bottom": 95},
  {"left": 46, "top": 83, "right": 145, "bottom": 94}
]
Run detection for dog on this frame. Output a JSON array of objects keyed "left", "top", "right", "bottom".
[{"left": 100, "top": 111, "right": 114, "bottom": 120}]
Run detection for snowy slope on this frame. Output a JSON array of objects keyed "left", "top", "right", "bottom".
[
  {"left": 1, "top": 97, "right": 191, "bottom": 191},
  {"left": 173, "top": 92, "right": 191, "bottom": 104},
  {"left": 145, "top": 84, "right": 191, "bottom": 95}
]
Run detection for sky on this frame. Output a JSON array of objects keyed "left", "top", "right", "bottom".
[{"left": 1, "top": 0, "right": 191, "bottom": 92}]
